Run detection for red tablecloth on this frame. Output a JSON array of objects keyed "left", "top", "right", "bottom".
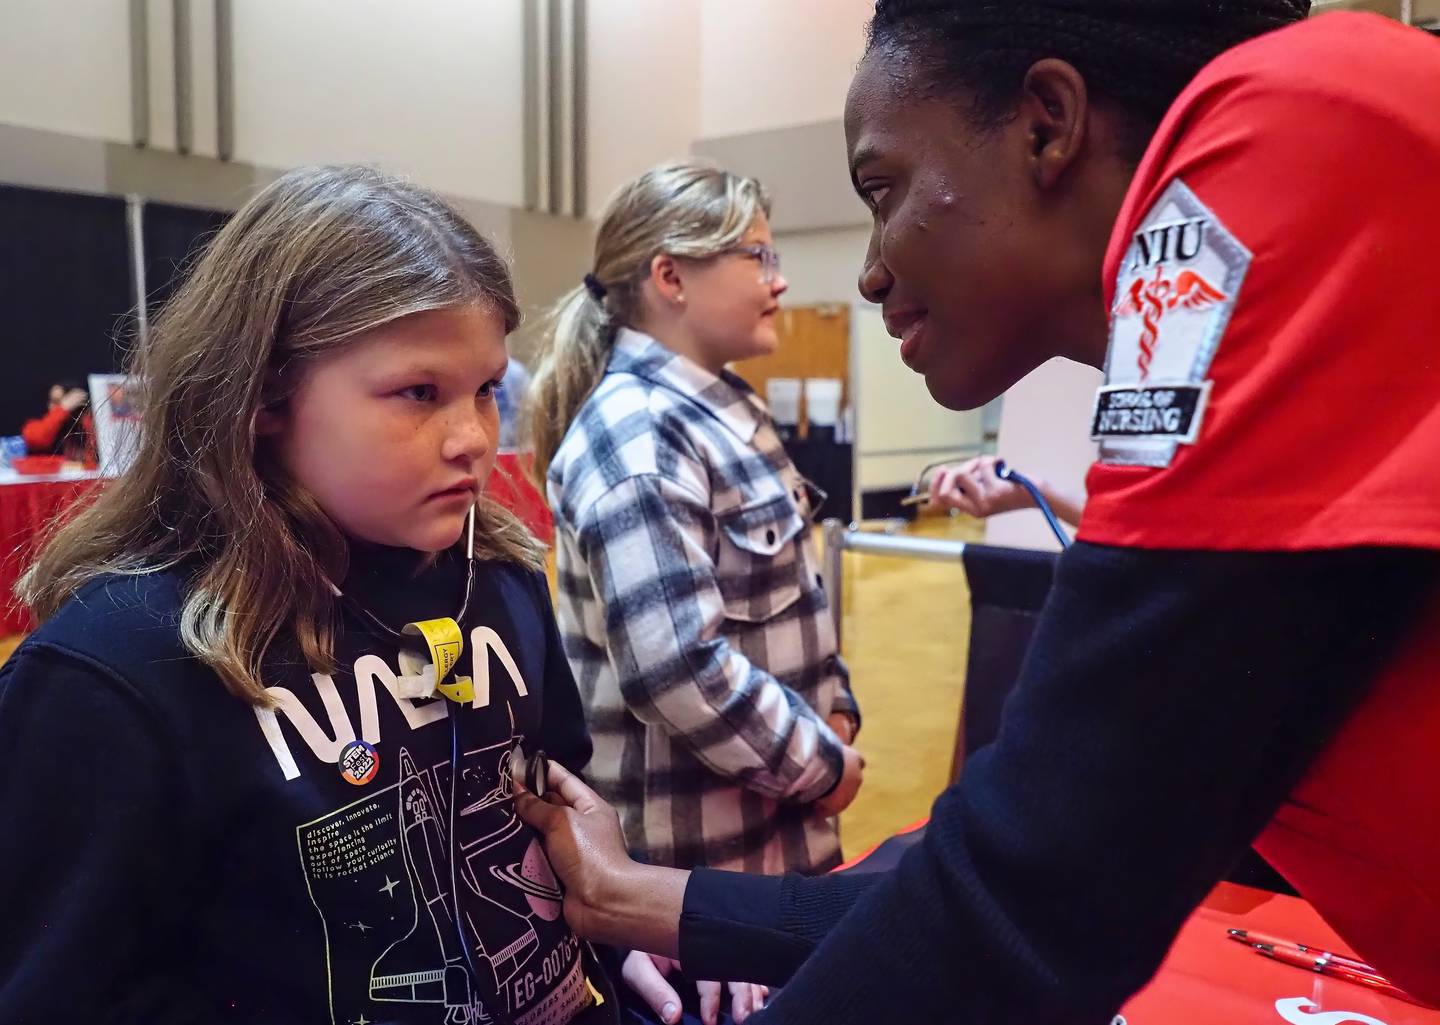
[
  {"left": 490, "top": 452, "right": 553, "bottom": 545},
  {"left": 839, "top": 824, "right": 1437, "bottom": 1023},
  {"left": 1124, "top": 881, "right": 1438, "bottom": 1023},
  {"left": 0, "top": 479, "right": 98, "bottom": 636}
]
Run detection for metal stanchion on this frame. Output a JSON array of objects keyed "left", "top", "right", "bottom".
[
  {"left": 821, "top": 518, "right": 968, "bottom": 648},
  {"left": 823, "top": 518, "right": 846, "bottom": 645}
]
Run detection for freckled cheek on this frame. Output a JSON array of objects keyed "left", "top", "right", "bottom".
[{"left": 335, "top": 413, "right": 436, "bottom": 494}]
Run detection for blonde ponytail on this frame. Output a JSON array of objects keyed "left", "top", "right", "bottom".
[{"left": 525, "top": 284, "right": 616, "bottom": 484}]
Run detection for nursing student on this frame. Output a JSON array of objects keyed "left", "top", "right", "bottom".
[{"left": 517, "top": 2, "right": 1440, "bottom": 1022}]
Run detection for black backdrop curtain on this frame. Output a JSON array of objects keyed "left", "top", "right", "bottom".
[
  {"left": 0, "top": 189, "right": 230, "bottom": 442},
  {"left": 142, "top": 200, "right": 230, "bottom": 317},
  {"left": 0, "top": 185, "right": 131, "bottom": 439}
]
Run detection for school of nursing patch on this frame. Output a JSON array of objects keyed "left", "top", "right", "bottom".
[{"left": 1093, "top": 179, "right": 1252, "bottom": 467}]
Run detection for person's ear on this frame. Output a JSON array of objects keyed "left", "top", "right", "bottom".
[
  {"left": 649, "top": 254, "right": 687, "bottom": 307},
  {"left": 253, "top": 402, "right": 286, "bottom": 437},
  {"left": 1019, "top": 58, "right": 1089, "bottom": 191}
]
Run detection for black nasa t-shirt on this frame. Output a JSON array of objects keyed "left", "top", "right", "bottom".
[{"left": 0, "top": 542, "right": 615, "bottom": 1025}]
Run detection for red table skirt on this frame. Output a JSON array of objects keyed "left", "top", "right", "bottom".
[
  {"left": 489, "top": 452, "right": 554, "bottom": 545},
  {"left": 0, "top": 479, "right": 98, "bottom": 636}
]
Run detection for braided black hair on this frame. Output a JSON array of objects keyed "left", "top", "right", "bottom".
[{"left": 868, "top": 0, "right": 1311, "bottom": 147}]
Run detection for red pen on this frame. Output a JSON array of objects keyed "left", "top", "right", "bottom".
[
  {"left": 1250, "top": 942, "right": 1432, "bottom": 1008},
  {"left": 1226, "top": 929, "right": 1377, "bottom": 975}
]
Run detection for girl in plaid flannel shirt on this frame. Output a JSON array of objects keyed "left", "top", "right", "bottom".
[{"left": 526, "top": 161, "right": 864, "bottom": 1025}]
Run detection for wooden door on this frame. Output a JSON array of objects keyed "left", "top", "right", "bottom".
[{"left": 730, "top": 304, "right": 850, "bottom": 436}]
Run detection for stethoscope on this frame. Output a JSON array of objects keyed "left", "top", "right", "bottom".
[
  {"left": 329, "top": 504, "right": 551, "bottom": 1023},
  {"left": 905, "top": 458, "right": 1072, "bottom": 549},
  {"left": 993, "top": 460, "right": 1072, "bottom": 551}
]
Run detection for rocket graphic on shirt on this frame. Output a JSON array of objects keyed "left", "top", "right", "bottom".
[{"left": 259, "top": 628, "right": 591, "bottom": 1025}]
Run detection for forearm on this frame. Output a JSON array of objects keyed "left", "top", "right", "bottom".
[
  {"left": 584, "top": 474, "right": 845, "bottom": 799},
  {"left": 620, "top": 657, "right": 845, "bottom": 800},
  {"left": 681, "top": 869, "right": 883, "bottom": 985},
  {"left": 1037, "top": 479, "right": 1085, "bottom": 527},
  {"left": 751, "top": 544, "right": 1438, "bottom": 1023},
  {"left": 578, "top": 858, "right": 881, "bottom": 985},
  {"left": 21, "top": 406, "right": 66, "bottom": 452},
  {"left": 828, "top": 679, "right": 861, "bottom": 731},
  {"left": 580, "top": 862, "right": 691, "bottom": 960}
]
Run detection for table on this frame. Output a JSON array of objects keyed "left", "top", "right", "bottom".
[
  {"left": 838, "top": 824, "right": 1438, "bottom": 1023},
  {"left": 1124, "top": 882, "right": 1437, "bottom": 1024},
  {"left": 0, "top": 475, "right": 101, "bottom": 636}
]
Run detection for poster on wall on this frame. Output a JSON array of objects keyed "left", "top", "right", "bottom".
[{"left": 88, "top": 373, "right": 141, "bottom": 478}]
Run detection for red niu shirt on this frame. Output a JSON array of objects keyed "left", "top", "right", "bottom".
[{"left": 1078, "top": 13, "right": 1440, "bottom": 1004}]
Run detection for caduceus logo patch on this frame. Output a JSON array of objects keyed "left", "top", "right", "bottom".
[
  {"left": 1093, "top": 179, "right": 1252, "bottom": 468},
  {"left": 1115, "top": 266, "right": 1228, "bottom": 381}
]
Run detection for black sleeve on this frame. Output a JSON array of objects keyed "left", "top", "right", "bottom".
[
  {"left": 0, "top": 643, "right": 208, "bottom": 1024},
  {"left": 680, "top": 869, "right": 884, "bottom": 985},
  {"left": 677, "top": 543, "right": 1438, "bottom": 1023},
  {"left": 530, "top": 569, "right": 594, "bottom": 776}
]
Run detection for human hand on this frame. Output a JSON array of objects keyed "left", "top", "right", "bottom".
[
  {"left": 513, "top": 760, "right": 638, "bottom": 942},
  {"left": 826, "top": 711, "right": 856, "bottom": 745},
  {"left": 622, "top": 952, "right": 686, "bottom": 1025},
  {"left": 927, "top": 455, "right": 1031, "bottom": 518},
  {"left": 622, "top": 953, "right": 768, "bottom": 1025},
  {"left": 59, "top": 388, "right": 89, "bottom": 413},
  {"left": 816, "top": 743, "right": 865, "bottom": 817},
  {"left": 698, "top": 979, "right": 768, "bottom": 1025},
  {"left": 516, "top": 760, "right": 689, "bottom": 959}
]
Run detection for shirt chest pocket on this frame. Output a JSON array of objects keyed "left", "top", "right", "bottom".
[{"left": 714, "top": 492, "right": 808, "bottom": 623}]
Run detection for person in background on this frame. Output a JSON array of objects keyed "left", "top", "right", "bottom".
[
  {"left": 515, "top": 2, "right": 1440, "bottom": 1022},
  {"left": 22, "top": 379, "right": 94, "bottom": 465},
  {"left": 495, "top": 356, "right": 532, "bottom": 450},
  {"left": 927, "top": 454, "right": 1084, "bottom": 526},
  {"left": 525, "top": 161, "right": 863, "bottom": 1025}
]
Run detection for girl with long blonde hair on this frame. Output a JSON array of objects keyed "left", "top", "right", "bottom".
[
  {"left": 0, "top": 165, "right": 617, "bottom": 1025},
  {"left": 527, "top": 160, "right": 864, "bottom": 1023}
]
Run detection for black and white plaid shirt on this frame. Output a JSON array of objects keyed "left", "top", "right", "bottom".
[{"left": 548, "top": 329, "right": 859, "bottom": 874}]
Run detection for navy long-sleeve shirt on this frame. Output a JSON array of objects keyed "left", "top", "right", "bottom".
[
  {"left": 0, "top": 544, "right": 615, "bottom": 1025},
  {"left": 678, "top": 543, "right": 1439, "bottom": 1023}
]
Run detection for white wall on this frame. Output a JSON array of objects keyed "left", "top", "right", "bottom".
[
  {"left": 776, "top": 227, "right": 986, "bottom": 495},
  {"left": 774, "top": 226, "right": 869, "bottom": 307},
  {"left": 586, "top": 0, "right": 702, "bottom": 214},
  {"left": 984, "top": 358, "right": 1103, "bottom": 552},
  {"left": 230, "top": 0, "right": 525, "bottom": 205},
  {"left": 698, "top": 0, "right": 873, "bottom": 139},
  {"left": 0, "top": 0, "right": 131, "bottom": 143},
  {"left": 853, "top": 306, "right": 984, "bottom": 492}
]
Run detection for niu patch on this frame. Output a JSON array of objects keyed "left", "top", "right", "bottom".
[{"left": 1094, "top": 179, "right": 1251, "bottom": 467}]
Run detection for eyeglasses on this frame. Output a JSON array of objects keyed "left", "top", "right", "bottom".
[{"left": 728, "top": 244, "right": 783, "bottom": 285}]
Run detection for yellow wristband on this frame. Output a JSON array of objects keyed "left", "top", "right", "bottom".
[{"left": 400, "top": 617, "right": 473, "bottom": 704}]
